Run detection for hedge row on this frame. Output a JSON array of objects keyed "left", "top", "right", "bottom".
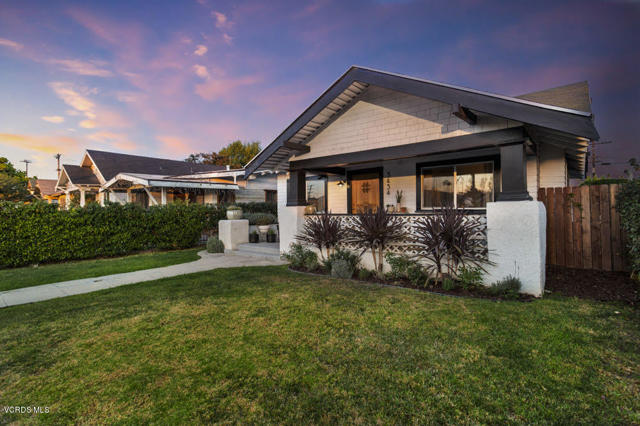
[
  {"left": 0, "top": 201, "right": 227, "bottom": 268},
  {"left": 233, "top": 202, "right": 277, "bottom": 216},
  {"left": 616, "top": 179, "right": 640, "bottom": 277}
]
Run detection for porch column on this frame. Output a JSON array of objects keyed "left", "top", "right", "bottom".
[
  {"left": 278, "top": 173, "right": 306, "bottom": 254},
  {"left": 286, "top": 169, "right": 306, "bottom": 206},
  {"left": 161, "top": 187, "right": 167, "bottom": 205},
  {"left": 79, "top": 189, "right": 86, "bottom": 207},
  {"left": 497, "top": 143, "right": 532, "bottom": 201},
  {"left": 65, "top": 190, "right": 70, "bottom": 210},
  {"left": 126, "top": 188, "right": 132, "bottom": 203}
]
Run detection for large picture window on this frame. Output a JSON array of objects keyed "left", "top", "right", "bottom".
[
  {"left": 348, "top": 169, "right": 382, "bottom": 213},
  {"left": 420, "top": 161, "right": 493, "bottom": 209},
  {"left": 306, "top": 176, "right": 327, "bottom": 213}
]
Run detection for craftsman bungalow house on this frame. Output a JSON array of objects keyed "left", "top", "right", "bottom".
[
  {"left": 56, "top": 150, "right": 277, "bottom": 208},
  {"left": 244, "top": 66, "right": 599, "bottom": 296}
]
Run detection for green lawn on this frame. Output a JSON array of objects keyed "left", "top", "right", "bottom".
[
  {"left": 0, "top": 248, "right": 201, "bottom": 291},
  {"left": 0, "top": 267, "right": 638, "bottom": 424}
]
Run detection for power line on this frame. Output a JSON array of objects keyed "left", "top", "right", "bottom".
[{"left": 21, "top": 159, "right": 32, "bottom": 177}]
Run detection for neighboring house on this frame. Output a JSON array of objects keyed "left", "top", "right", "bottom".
[
  {"left": 56, "top": 149, "right": 277, "bottom": 208},
  {"left": 28, "top": 179, "right": 63, "bottom": 204},
  {"left": 245, "top": 66, "right": 599, "bottom": 296}
]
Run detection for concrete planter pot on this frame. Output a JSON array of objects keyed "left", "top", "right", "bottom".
[
  {"left": 249, "top": 233, "right": 260, "bottom": 243},
  {"left": 257, "top": 225, "right": 271, "bottom": 234},
  {"left": 226, "top": 209, "right": 243, "bottom": 220}
]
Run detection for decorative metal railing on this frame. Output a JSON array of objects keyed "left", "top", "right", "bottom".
[{"left": 305, "top": 213, "right": 487, "bottom": 256}]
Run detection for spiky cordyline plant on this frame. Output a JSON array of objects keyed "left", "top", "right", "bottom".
[
  {"left": 295, "top": 211, "right": 344, "bottom": 260},
  {"left": 413, "top": 205, "right": 491, "bottom": 283},
  {"left": 348, "top": 206, "right": 405, "bottom": 275}
]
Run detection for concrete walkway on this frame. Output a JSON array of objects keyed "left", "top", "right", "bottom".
[{"left": 0, "top": 250, "right": 286, "bottom": 309}]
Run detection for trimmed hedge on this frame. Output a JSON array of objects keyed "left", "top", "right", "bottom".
[
  {"left": 234, "top": 202, "right": 277, "bottom": 216},
  {"left": 616, "top": 179, "right": 640, "bottom": 277},
  {"left": 0, "top": 201, "right": 227, "bottom": 268}
]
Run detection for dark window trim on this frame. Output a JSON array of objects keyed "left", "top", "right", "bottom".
[
  {"left": 415, "top": 155, "right": 500, "bottom": 212},
  {"left": 347, "top": 167, "right": 383, "bottom": 214},
  {"left": 306, "top": 175, "right": 328, "bottom": 212}
]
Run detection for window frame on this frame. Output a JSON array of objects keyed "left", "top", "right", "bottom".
[
  {"left": 415, "top": 156, "right": 500, "bottom": 212},
  {"left": 305, "top": 175, "right": 328, "bottom": 212},
  {"left": 347, "top": 167, "right": 384, "bottom": 214}
]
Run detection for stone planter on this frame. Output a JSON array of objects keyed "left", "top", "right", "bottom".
[
  {"left": 226, "top": 209, "right": 243, "bottom": 220},
  {"left": 257, "top": 225, "right": 271, "bottom": 234}
]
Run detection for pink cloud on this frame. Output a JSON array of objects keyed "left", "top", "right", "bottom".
[
  {"left": 0, "top": 133, "right": 80, "bottom": 154},
  {"left": 49, "top": 58, "right": 113, "bottom": 77},
  {"left": 0, "top": 37, "right": 23, "bottom": 50},
  {"left": 195, "top": 75, "right": 261, "bottom": 101}
]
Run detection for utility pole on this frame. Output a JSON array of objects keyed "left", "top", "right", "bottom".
[
  {"left": 54, "top": 153, "right": 62, "bottom": 178},
  {"left": 590, "top": 140, "right": 613, "bottom": 177},
  {"left": 21, "top": 159, "right": 32, "bottom": 177}
]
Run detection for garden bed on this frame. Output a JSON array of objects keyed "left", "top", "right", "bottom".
[
  {"left": 546, "top": 265, "right": 639, "bottom": 305},
  {"left": 289, "top": 266, "right": 536, "bottom": 302}
]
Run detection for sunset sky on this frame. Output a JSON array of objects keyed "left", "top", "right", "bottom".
[{"left": 1, "top": 0, "right": 638, "bottom": 179}]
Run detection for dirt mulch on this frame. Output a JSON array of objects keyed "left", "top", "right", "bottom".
[{"left": 545, "top": 265, "right": 639, "bottom": 306}]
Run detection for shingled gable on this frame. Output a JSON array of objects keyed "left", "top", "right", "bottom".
[
  {"left": 244, "top": 66, "right": 599, "bottom": 176},
  {"left": 85, "top": 150, "right": 226, "bottom": 182}
]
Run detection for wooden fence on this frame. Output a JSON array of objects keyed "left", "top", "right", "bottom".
[{"left": 537, "top": 184, "right": 629, "bottom": 271}]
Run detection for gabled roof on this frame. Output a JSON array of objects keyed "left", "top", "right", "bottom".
[
  {"left": 61, "top": 165, "right": 100, "bottom": 186},
  {"left": 245, "top": 66, "right": 599, "bottom": 176},
  {"left": 516, "top": 81, "right": 592, "bottom": 113},
  {"left": 86, "top": 150, "right": 226, "bottom": 181},
  {"left": 36, "top": 179, "right": 58, "bottom": 196}
]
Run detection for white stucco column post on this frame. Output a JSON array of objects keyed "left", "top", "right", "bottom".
[
  {"left": 65, "top": 190, "right": 70, "bottom": 210},
  {"left": 126, "top": 189, "right": 132, "bottom": 203},
  {"left": 485, "top": 201, "right": 546, "bottom": 296},
  {"left": 161, "top": 188, "right": 167, "bottom": 205},
  {"left": 79, "top": 189, "right": 86, "bottom": 207}
]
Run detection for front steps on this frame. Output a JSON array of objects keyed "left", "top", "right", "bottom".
[{"left": 230, "top": 242, "right": 281, "bottom": 261}]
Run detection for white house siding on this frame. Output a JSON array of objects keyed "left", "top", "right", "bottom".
[
  {"left": 527, "top": 155, "right": 539, "bottom": 200},
  {"left": 292, "top": 86, "right": 521, "bottom": 162},
  {"left": 538, "top": 143, "right": 568, "bottom": 188}
]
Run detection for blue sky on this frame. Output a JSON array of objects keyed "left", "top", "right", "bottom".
[{"left": 1, "top": 0, "right": 638, "bottom": 179}]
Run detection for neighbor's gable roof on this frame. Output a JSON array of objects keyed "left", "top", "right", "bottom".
[
  {"left": 36, "top": 179, "right": 58, "bottom": 195},
  {"left": 86, "top": 150, "right": 226, "bottom": 181},
  {"left": 245, "top": 66, "right": 599, "bottom": 175},
  {"left": 516, "top": 81, "right": 592, "bottom": 113},
  {"left": 61, "top": 165, "right": 100, "bottom": 186}
]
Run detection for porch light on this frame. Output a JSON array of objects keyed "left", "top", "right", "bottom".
[{"left": 337, "top": 180, "right": 345, "bottom": 187}]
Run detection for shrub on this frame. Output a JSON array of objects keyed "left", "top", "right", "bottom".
[
  {"left": 244, "top": 212, "right": 276, "bottom": 226},
  {"left": 487, "top": 275, "right": 522, "bottom": 298},
  {"left": 323, "top": 247, "right": 360, "bottom": 273},
  {"left": 413, "top": 205, "right": 491, "bottom": 283},
  {"left": 442, "top": 278, "right": 457, "bottom": 291},
  {"left": 331, "top": 259, "right": 354, "bottom": 279},
  {"left": 580, "top": 176, "right": 628, "bottom": 186},
  {"left": 616, "top": 178, "right": 640, "bottom": 278},
  {"left": 458, "top": 265, "right": 484, "bottom": 290},
  {"left": 235, "top": 201, "right": 277, "bottom": 216},
  {"left": 348, "top": 207, "right": 405, "bottom": 276},
  {"left": 295, "top": 211, "right": 345, "bottom": 260},
  {"left": 227, "top": 205, "right": 241, "bottom": 210},
  {"left": 384, "top": 252, "right": 427, "bottom": 287},
  {"left": 358, "top": 268, "right": 373, "bottom": 280},
  {"left": 283, "top": 243, "right": 318, "bottom": 271},
  {"left": 206, "top": 237, "right": 225, "bottom": 253},
  {"left": 0, "top": 201, "right": 219, "bottom": 268}
]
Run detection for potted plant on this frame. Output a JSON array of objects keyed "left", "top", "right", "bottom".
[
  {"left": 226, "top": 205, "right": 243, "bottom": 220},
  {"left": 249, "top": 230, "right": 260, "bottom": 243},
  {"left": 255, "top": 213, "right": 275, "bottom": 234},
  {"left": 305, "top": 203, "right": 316, "bottom": 215},
  {"left": 266, "top": 227, "right": 277, "bottom": 243},
  {"left": 395, "top": 190, "right": 403, "bottom": 211}
]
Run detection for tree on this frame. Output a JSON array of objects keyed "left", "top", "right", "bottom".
[
  {"left": 186, "top": 140, "right": 261, "bottom": 169},
  {"left": 0, "top": 157, "right": 31, "bottom": 201}
]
